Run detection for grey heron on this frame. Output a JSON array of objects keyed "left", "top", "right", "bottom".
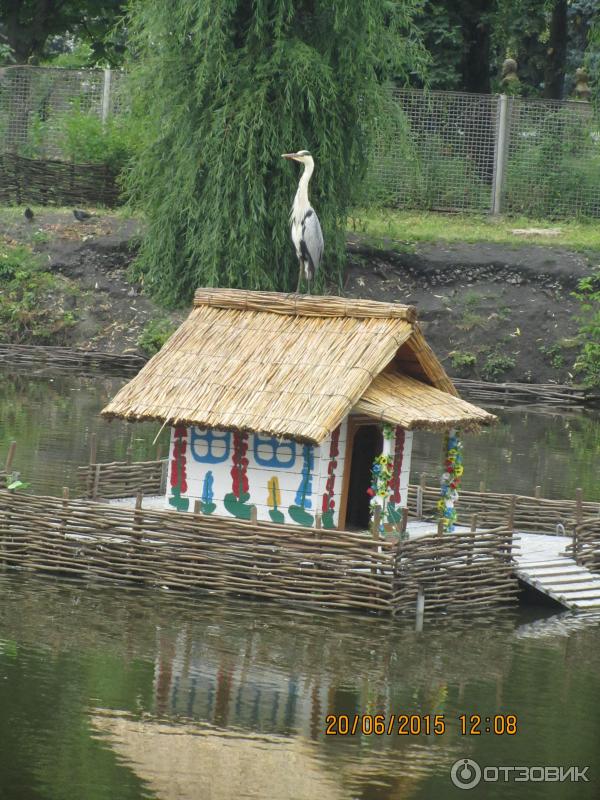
[{"left": 282, "top": 150, "right": 324, "bottom": 294}]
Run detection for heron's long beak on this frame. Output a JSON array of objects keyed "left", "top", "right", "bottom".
[{"left": 281, "top": 153, "right": 299, "bottom": 161}]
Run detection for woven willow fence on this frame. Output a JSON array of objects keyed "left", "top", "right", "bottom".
[
  {"left": 572, "top": 519, "right": 600, "bottom": 573},
  {"left": 0, "top": 343, "right": 146, "bottom": 373},
  {"left": 407, "top": 485, "right": 600, "bottom": 535},
  {"left": 0, "top": 490, "right": 397, "bottom": 614},
  {"left": 77, "top": 459, "right": 167, "bottom": 500},
  {"left": 0, "top": 154, "right": 120, "bottom": 207},
  {"left": 392, "top": 527, "right": 518, "bottom": 616}
]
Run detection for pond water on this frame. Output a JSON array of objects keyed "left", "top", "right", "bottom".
[
  {"left": 1, "top": 366, "right": 600, "bottom": 798},
  {"left": 1, "top": 366, "right": 599, "bottom": 502},
  {"left": 0, "top": 574, "right": 599, "bottom": 800}
]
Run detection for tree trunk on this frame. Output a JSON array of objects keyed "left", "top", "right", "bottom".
[
  {"left": 461, "top": 12, "right": 492, "bottom": 94},
  {"left": 543, "top": 0, "right": 568, "bottom": 99},
  {"left": 4, "top": 0, "right": 55, "bottom": 64}
]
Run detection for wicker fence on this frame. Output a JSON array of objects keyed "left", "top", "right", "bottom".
[
  {"left": 0, "top": 343, "right": 146, "bottom": 373},
  {"left": 0, "top": 154, "right": 120, "bottom": 207},
  {"left": 0, "top": 488, "right": 521, "bottom": 616},
  {"left": 392, "top": 527, "right": 518, "bottom": 616},
  {"left": 407, "top": 484, "right": 600, "bottom": 535},
  {"left": 572, "top": 519, "right": 600, "bottom": 573},
  {"left": 77, "top": 458, "right": 167, "bottom": 500}
]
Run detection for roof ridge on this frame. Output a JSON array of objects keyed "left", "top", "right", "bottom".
[{"left": 193, "top": 288, "right": 417, "bottom": 322}]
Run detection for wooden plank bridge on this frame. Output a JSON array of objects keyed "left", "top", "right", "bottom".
[{"left": 514, "top": 532, "right": 600, "bottom": 610}]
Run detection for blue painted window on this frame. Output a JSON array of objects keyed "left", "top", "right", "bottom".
[
  {"left": 253, "top": 435, "right": 296, "bottom": 468},
  {"left": 190, "top": 428, "right": 231, "bottom": 463}
]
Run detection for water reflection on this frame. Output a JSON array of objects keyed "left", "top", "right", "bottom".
[{"left": 1, "top": 575, "right": 599, "bottom": 799}]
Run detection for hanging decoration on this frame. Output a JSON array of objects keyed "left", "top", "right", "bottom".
[
  {"left": 437, "top": 428, "right": 463, "bottom": 532},
  {"left": 368, "top": 423, "right": 394, "bottom": 534}
]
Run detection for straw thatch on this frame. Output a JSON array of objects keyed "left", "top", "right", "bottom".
[
  {"left": 355, "top": 371, "right": 496, "bottom": 431},
  {"left": 102, "top": 289, "right": 493, "bottom": 442}
]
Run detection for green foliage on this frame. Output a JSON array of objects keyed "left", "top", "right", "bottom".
[
  {"left": 0, "top": 244, "right": 77, "bottom": 343},
  {"left": 540, "top": 342, "right": 566, "bottom": 369},
  {"left": 21, "top": 107, "right": 138, "bottom": 169},
  {"left": 503, "top": 107, "right": 600, "bottom": 218},
  {"left": 481, "top": 352, "right": 516, "bottom": 380},
  {"left": 449, "top": 350, "right": 477, "bottom": 369},
  {"left": 572, "top": 271, "right": 600, "bottom": 386},
  {"left": 124, "top": 0, "right": 428, "bottom": 306},
  {"left": 137, "top": 318, "right": 177, "bottom": 356}
]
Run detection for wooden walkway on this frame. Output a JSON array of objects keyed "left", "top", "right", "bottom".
[{"left": 514, "top": 532, "right": 600, "bottom": 610}]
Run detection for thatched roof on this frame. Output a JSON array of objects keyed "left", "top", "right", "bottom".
[
  {"left": 355, "top": 371, "right": 496, "bottom": 431},
  {"left": 102, "top": 289, "right": 495, "bottom": 442}
]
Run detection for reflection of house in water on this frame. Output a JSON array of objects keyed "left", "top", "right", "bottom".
[{"left": 153, "top": 627, "right": 330, "bottom": 740}]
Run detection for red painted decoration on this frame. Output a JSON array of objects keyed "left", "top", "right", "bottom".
[{"left": 321, "top": 425, "right": 340, "bottom": 513}]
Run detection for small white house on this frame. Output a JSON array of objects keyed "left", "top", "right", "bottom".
[{"left": 103, "top": 289, "right": 494, "bottom": 530}]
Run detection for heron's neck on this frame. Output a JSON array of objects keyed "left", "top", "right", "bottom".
[{"left": 294, "top": 158, "right": 314, "bottom": 216}]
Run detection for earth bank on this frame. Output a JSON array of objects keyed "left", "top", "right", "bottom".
[{"left": 0, "top": 209, "right": 592, "bottom": 384}]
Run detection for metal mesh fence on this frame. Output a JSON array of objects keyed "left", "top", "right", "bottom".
[
  {"left": 0, "top": 65, "right": 124, "bottom": 158},
  {"left": 370, "top": 89, "right": 499, "bottom": 213},
  {"left": 1, "top": 68, "right": 600, "bottom": 218},
  {"left": 502, "top": 98, "right": 600, "bottom": 218}
]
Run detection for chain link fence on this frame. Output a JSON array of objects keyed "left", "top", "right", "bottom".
[{"left": 1, "top": 67, "right": 600, "bottom": 218}]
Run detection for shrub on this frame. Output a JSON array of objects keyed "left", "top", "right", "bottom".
[
  {"left": 449, "top": 350, "right": 477, "bottom": 370},
  {"left": 137, "top": 318, "right": 176, "bottom": 356},
  {"left": 481, "top": 352, "right": 516, "bottom": 381},
  {"left": 573, "top": 271, "right": 600, "bottom": 387}
]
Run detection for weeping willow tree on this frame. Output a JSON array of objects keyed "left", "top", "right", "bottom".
[{"left": 125, "top": 1, "right": 427, "bottom": 306}]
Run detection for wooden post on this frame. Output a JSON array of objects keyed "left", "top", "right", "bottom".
[
  {"left": 506, "top": 495, "right": 516, "bottom": 563},
  {"left": 133, "top": 490, "right": 143, "bottom": 542},
  {"left": 401, "top": 507, "right": 408, "bottom": 536},
  {"left": 507, "top": 494, "right": 516, "bottom": 531},
  {"left": 437, "top": 518, "right": 444, "bottom": 536},
  {"left": 59, "top": 487, "right": 70, "bottom": 540},
  {"left": 4, "top": 441, "right": 16, "bottom": 473},
  {"left": 126, "top": 445, "right": 133, "bottom": 465},
  {"left": 160, "top": 458, "right": 169, "bottom": 495},
  {"left": 575, "top": 488, "right": 583, "bottom": 526},
  {"left": 479, "top": 480, "right": 485, "bottom": 494},
  {"left": 89, "top": 433, "right": 97, "bottom": 466},
  {"left": 155, "top": 444, "right": 162, "bottom": 462},
  {"left": 417, "top": 472, "right": 427, "bottom": 521},
  {"left": 250, "top": 505, "right": 258, "bottom": 526},
  {"left": 193, "top": 499, "right": 201, "bottom": 515},
  {"left": 415, "top": 585, "right": 425, "bottom": 632},
  {"left": 314, "top": 513, "right": 322, "bottom": 530},
  {"left": 92, "top": 463, "right": 101, "bottom": 501},
  {"left": 372, "top": 506, "right": 381, "bottom": 540},
  {"left": 468, "top": 514, "right": 477, "bottom": 566},
  {"left": 534, "top": 485, "right": 541, "bottom": 499}
]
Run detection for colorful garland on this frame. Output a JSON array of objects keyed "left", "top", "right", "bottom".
[
  {"left": 368, "top": 423, "right": 394, "bottom": 533},
  {"left": 437, "top": 428, "right": 463, "bottom": 532}
]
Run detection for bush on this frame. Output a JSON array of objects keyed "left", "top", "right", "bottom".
[
  {"left": 481, "top": 352, "right": 516, "bottom": 381},
  {"left": 449, "top": 350, "right": 477, "bottom": 370},
  {"left": 21, "top": 106, "right": 138, "bottom": 170},
  {"left": 137, "top": 318, "right": 176, "bottom": 356},
  {"left": 0, "top": 244, "right": 77, "bottom": 343},
  {"left": 573, "top": 272, "right": 600, "bottom": 387}
]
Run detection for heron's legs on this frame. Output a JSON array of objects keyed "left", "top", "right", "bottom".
[{"left": 296, "top": 260, "right": 303, "bottom": 293}]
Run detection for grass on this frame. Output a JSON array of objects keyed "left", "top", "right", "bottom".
[{"left": 348, "top": 209, "right": 600, "bottom": 253}]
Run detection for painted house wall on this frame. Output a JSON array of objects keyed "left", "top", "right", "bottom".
[{"left": 167, "top": 420, "right": 348, "bottom": 529}]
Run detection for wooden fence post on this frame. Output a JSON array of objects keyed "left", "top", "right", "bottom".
[
  {"left": 575, "top": 488, "right": 583, "bottom": 526},
  {"left": 372, "top": 506, "right": 381, "bottom": 540},
  {"left": 437, "top": 518, "right": 444, "bottom": 536},
  {"left": 415, "top": 585, "right": 425, "bottom": 632},
  {"left": 401, "top": 507, "right": 409, "bottom": 537},
  {"left": 417, "top": 473, "right": 427, "bottom": 520},
  {"left": 250, "top": 505, "right": 258, "bottom": 526},
  {"left": 160, "top": 458, "right": 169, "bottom": 495},
  {"left": 506, "top": 495, "right": 516, "bottom": 562},
  {"left": 314, "top": 513, "right": 322, "bottom": 530},
  {"left": 4, "top": 441, "right": 16, "bottom": 474},
  {"left": 535, "top": 485, "right": 541, "bottom": 499}
]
